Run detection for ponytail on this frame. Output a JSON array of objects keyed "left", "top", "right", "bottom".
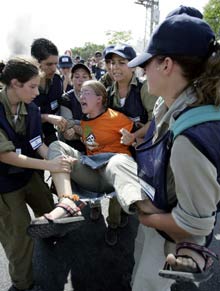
[{"left": 194, "top": 41, "right": 220, "bottom": 106}]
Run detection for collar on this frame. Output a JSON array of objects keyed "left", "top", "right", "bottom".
[
  {"left": 0, "top": 87, "right": 28, "bottom": 116},
  {"left": 110, "top": 73, "right": 138, "bottom": 98},
  {"left": 153, "top": 87, "right": 197, "bottom": 140}
]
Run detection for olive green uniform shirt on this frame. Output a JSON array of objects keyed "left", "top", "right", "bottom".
[
  {"left": 0, "top": 88, "right": 27, "bottom": 153},
  {"left": 110, "top": 74, "right": 158, "bottom": 121}
]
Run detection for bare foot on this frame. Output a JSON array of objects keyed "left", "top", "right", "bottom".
[
  {"left": 166, "top": 247, "right": 205, "bottom": 273},
  {"left": 37, "top": 198, "right": 81, "bottom": 220}
]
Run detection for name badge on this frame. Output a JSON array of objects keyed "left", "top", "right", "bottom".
[
  {"left": 139, "top": 177, "right": 155, "bottom": 201},
  {"left": 29, "top": 135, "right": 42, "bottom": 150},
  {"left": 16, "top": 148, "right": 22, "bottom": 155},
  {"left": 50, "top": 100, "right": 58, "bottom": 110}
]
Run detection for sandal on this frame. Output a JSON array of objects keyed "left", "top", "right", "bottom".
[
  {"left": 159, "top": 242, "right": 218, "bottom": 283},
  {"left": 27, "top": 198, "right": 86, "bottom": 239}
]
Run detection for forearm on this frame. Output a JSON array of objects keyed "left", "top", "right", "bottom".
[
  {"left": 37, "top": 144, "right": 49, "bottom": 159},
  {"left": 41, "top": 114, "right": 67, "bottom": 131},
  {"left": 139, "top": 212, "right": 192, "bottom": 242},
  {"left": 133, "top": 121, "right": 150, "bottom": 139},
  {"left": 0, "top": 151, "right": 50, "bottom": 171},
  {"left": 60, "top": 106, "right": 73, "bottom": 122},
  {"left": 41, "top": 114, "right": 54, "bottom": 124}
]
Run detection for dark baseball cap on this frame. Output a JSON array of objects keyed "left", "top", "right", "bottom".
[
  {"left": 105, "top": 43, "right": 136, "bottom": 61},
  {"left": 166, "top": 5, "right": 203, "bottom": 19},
  {"left": 71, "top": 63, "right": 91, "bottom": 75},
  {"left": 58, "top": 55, "right": 73, "bottom": 68},
  {"left": 95, "top": 51, "right": 102, "bottom": 57},
  {"left": 103, "top": 45, "right": 115, "bottom": 60},
  {"left": 128, "top": 14, "right": 215, "bottom": 68}
]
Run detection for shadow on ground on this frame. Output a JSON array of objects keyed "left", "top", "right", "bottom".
[
  {"left": 32, "top": 201, "right": 220, "bottom": 291},
  {"left": 33, "top": 203, "right": 139, "bottom": 291}
]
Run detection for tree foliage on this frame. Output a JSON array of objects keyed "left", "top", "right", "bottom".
[
  {"left": 105, "top": 30, "right": 132, "bottom": 44},
  {"left": 203, "top": 0, "right": 220, "bottom": 40},
  {"left": 71, "top": 42, "right": 105, "bottom": 60},
  {"left": 70, "top": 30, "right": 133, "bottom": 61}
]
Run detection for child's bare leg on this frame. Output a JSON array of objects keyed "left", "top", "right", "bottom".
[
  {"left": 52, "top": 172, "right": 73, "bottom": 197},
  {"left": 43, "top": 172, "right": 81, "bottom": 220}
]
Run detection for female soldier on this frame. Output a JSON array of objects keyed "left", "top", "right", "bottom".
[
  {"left": 113, "top": 13, "right": 220, "bottom": 291},
  {"left": 0, "top": 57, "right": 74, "bottom": 291},
  {"left": 104, "top": 43, "right": 158, "bottom": 244}
]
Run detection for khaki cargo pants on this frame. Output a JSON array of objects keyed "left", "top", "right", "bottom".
[{"left": 0, "top": 172, "right": 54, "bottom": 290}]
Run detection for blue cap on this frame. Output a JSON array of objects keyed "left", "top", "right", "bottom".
[
  {"left": 95, "top": 51, "right": 102, "bottom": 57},
  {"left": 105, "top": 43, "right": 136, "bottom": 61},
  {"left": 58, "top": 55, "right": 73, "bottom": 68},
  {"left": 128, "top": 14, "right": 215, "bottom": 68},
  {"left": 103, "top": 45, "right": 115, "bottom": 60},
  {"left": 166, "top": 5, "right": 203, "bottom": 19},
  {"left": 71, "top": 63, "right": 91, "bottom": 76}
]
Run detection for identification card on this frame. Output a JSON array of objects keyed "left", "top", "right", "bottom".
[{"left": 139, "top": 177, "right": 155, "bottom": 200}]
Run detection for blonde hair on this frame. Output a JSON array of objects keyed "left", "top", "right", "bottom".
[{"left": 82, "top": 80, "right": 107, "bottom": 106}]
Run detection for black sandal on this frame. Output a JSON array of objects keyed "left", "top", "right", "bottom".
[{"left": 159, "top": 242, "right": 218, "bottom": 283}]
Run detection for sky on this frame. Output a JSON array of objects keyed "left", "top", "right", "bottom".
[{"left": 0, "top": 0, "right": 209, "bottom": 60}]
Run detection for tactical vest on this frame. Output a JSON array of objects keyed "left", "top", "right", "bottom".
[
  {"left": 0, "top": 102, "right": 43, "bottom": 193},
  {"left": 136, "top": 105, "right": 220, "bottom": 211},
  {"left": 34, "top": 74, "right": 63, "bottom": 137},
  {"left": 107, "top": 78, "right": 148, "bottom": 125}
]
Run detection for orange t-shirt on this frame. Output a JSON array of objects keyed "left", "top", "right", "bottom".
[{"left": 81, "top": 108, "right": 133, "bottom": 156}]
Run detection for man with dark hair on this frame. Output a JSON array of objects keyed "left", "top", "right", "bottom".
[
  {"left": 31, "top": 38, "right": 59, "bottom": 62},
  {"left": 91, "top": 51, "right": 106, "bottom": 80},
  {"left": 31, "top": 38, "right": 67, "bottom": 146}
]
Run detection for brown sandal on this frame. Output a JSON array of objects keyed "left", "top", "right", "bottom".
[
  {"left": 159, "top": 242, "right": 218, "bottom": 283},
  {"left": 27, "top": 200, "right": 85, "bottom": 239}
]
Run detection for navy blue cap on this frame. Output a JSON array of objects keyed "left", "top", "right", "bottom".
[
  {"left": 128, "top": 14, "right": 215, "bottom": 68},
  {"left": 95, "top": 51, "right": 102, "bottom": 57},
  {"left": 71, "top": 63, "right": 91, "bottom": 75},
  {"left": 58, "top": 55, "right": 73, "bottom": 68},
  {"left": 166, "top": 5, "right": 203, "bottom": 19},
  {"left": 103, "top": 45, "right": 115, "bottom": 60},
  {"left": 105, "top": 43, "right": 136, "bottom": 61}
]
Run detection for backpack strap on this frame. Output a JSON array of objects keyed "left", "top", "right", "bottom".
[{"left": 171, "top": 105, "right": 220, "bottom": 140}]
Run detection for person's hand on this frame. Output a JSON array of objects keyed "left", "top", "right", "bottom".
[
  {"left": 48, "top": 155, "right": 76, "bottom": 173},
  {"left": 73, "top": 124, "right": 82, "bottom": 136},
  {"left": 120, "top": 128, "right": 135, "bottom": 145},
  {"left": 63, "top": 127, "right": 76, "bottom": 140},
  {"left": 48, "top": 115, "right": 67, "bottom": 132}
]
